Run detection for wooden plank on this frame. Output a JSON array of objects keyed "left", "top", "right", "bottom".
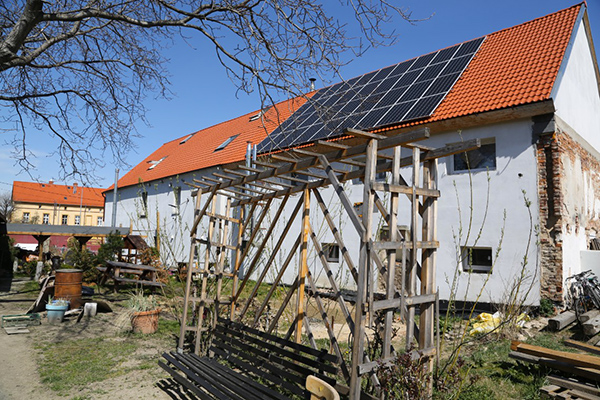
[
  {"left": 547, "top": 375, "right": 600, "bottom": 397},
  {"left": 344, "top": 128, "right": 387, "bottom": 140},
  {"left": 372, "top": 241, "right": 439, "bottom": 250},
  {"left": 371, "top": 182, "right": 440, "bottom": 198},
  {"left": 296, "top": 189, "right": 310, "bottom": 344},
  {"left": 107, "top": 260, "right": 157, "bottom": 271},
  {"left": 510, "top": 351, "right": 600, "bottom": 383},
  {"left": 511, "top": 341, "right": 600, "bottom": 371},
  {"left": 548, "top": 311, "right": 577, "bottom": 331},
  {"left": 564, "top": 339, "right": 600, "bottom": 357}
]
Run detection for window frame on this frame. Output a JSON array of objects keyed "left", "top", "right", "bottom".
[
  {"left": 61, "top": 215, "right": 68, "bottom": 225},
  {"left": 42, "top": 213, "right": 49, "bottom": 224},
  {"left": 74, "top": 215, "right": 81, "bottom": 225},
  {"left": 322, "top": 243, "right": 340, "bottom": 263},
  {"left": 451, "top": 138, "right": 497, "bottom": 174},
  {"left": 462, "top": 246, "right": 493, "bottom": 274},
  {"left": 22, "top": 212, "right": 30, "bottom": 223}
]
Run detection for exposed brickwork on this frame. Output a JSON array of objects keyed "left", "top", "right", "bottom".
[
  {"left": 537, "top": 132, "right": 563, "bottom": 301},
  {"left": 537, "top": 130, "right": 600, "bottom": 302}
]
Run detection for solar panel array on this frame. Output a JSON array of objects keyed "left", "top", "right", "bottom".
[{"left": 257, "top": 37, "right": 485, "bottom": 153}]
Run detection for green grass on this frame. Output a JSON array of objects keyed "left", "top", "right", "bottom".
[{"left": 37, "top": 337, "right": 137, "bottom": 393}]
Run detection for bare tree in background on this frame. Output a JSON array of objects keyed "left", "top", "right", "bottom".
[
  {"left": 0, "top": 0, "right": 416, "bottom": 182},
  {"left": 0, "top": 192, "right": 14, "bottom": 222}
]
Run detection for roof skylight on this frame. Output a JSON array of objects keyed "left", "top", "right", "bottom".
[
  {"left": 214, "top": 134, "right": 240, "bottom": 152},
  {"left": 179, "top": 134, "right": 194, "bottom": 144},
  {"left": 147, "top": 156, "right": 167, "bottom": 170}
]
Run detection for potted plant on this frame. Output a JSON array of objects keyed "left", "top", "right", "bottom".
[
  {"left": 125, "top": 291, "right": 160, "bottom": 334},
  {"left": 46, "top": 296, "right": 70, "bottom": 324}
]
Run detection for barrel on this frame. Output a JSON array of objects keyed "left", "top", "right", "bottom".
[{"left": 54, "top": 269, "right": 83, "bottom": 310}]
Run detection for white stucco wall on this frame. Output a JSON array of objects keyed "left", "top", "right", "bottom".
[
  {"left": 553, "top": 19, "right": 600, "bottom": 149},
  {"left": 552, "top": 16, "right": 600, "bottom": 284}
]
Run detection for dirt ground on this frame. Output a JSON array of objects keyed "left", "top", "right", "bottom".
[{"left": 0, "top": 277, "right": 176, "bottom": 400}]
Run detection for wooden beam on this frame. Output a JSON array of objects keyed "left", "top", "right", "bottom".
[
  {"left": 296, "top": 189, "right": 310, "bottom": 344},
  {"left": 564, "top": 339, "right": 600, "bottom": 357},
  {"left": 372, "top": 182, "right": 440, "bottom": 198},
  {"left": 344, "top": 128, "right": 387, "bottom": 140},
  {"left": 511, "top": 341, "right": 600, "bottom": 370},
  {"left": 316, "top": 140, "right": 350, "bottom": 150},
  {"left": 203, "top": 127, "right": 430, "bottom": 195},
  {"left": 230, "top": 136, "right": 479, "bottom": 208}
]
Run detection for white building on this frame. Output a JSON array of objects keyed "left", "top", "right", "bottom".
[{"left": 106, "top": 4, "right": 600, "bottom": 306}]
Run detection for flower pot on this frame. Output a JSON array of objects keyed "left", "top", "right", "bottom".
[
  {"left": 131, "top": 309, "right": 160, "bottom": 334},
  {"left": 46, "top": 302, "right": 70, "bottom": 324}
]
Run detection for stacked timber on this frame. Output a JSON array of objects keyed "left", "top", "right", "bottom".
[{"left": 510, "top": 340, "right": 600, "bottom": 399}]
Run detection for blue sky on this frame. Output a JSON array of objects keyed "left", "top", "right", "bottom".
[{"left": 1, "top": 0, "right": 598, "bottom": 192}]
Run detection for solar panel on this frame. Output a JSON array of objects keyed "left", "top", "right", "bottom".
[{"left": 257, "top": 36, "right": 485, "bottom": 153}]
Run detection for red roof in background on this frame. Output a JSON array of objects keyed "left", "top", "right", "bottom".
[
  {"left": 375, "top": 3, "right": 583, "bottom": 132},
  {"left": 12, "top": 181, "right": 105, "bottom": 208},
  {"left": 111, "top": 96, "right": 309, "bottom": 190}
]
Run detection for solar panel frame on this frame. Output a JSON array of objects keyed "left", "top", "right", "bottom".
[{"left": 257, "top": 36, "right": 485, "bottom": 153}]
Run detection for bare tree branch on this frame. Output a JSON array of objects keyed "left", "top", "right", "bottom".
[{"left": 0, "top": 0, "right": 417, "bottom": 183}]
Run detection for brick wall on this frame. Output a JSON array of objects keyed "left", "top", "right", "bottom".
[{"left": 537, "top": 129, "right": 600, "bottom": 302}]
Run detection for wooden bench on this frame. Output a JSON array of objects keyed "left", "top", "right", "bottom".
[{"left": 159, "top": 318, "right": 340, "bottom": 400}]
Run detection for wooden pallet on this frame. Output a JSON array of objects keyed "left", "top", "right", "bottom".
[{"left": 541, "top": 384, "right": 600, "bottom": 400}]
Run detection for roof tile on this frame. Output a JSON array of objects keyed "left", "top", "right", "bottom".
[{"left": 12, "top": 181, "right": 105, "bottom": 208}]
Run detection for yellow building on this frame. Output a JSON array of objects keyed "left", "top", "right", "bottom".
[{"left": 11, "top": 181, "right": 105, "bottom": 227}]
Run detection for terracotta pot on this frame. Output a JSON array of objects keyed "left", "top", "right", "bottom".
[{"left": 130, "top": 308, "right": 160, "bottom": 334}]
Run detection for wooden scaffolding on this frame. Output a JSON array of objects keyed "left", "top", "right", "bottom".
[{"left": 177, "top": 127, "right": 480, "bottom": 398}]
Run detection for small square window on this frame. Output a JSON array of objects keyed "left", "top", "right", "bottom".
[
  {"left": 322, "top": 243, "right": 340, "bottom": 263},
  {"left": 462, "top": 247, "right": 493, "bottom": 273},
  {"left": 22, "top": 212, "right": 30, "bottom": 223},
  {"left": 453, "top": 139, "right": 496, "bottom": 173}
]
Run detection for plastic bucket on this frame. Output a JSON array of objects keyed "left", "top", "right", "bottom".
[
  {"left": 46, "top": 303, "right": 69, "bottom": 324},
  {"left": 54, "top": 269, "right": 83, "bottom": 309}
]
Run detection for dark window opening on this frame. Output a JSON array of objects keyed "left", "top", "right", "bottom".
[
  {"left": 322, "top": 243, "right": 340, "bottom": 263},
  {"left": 462, "top": 247, "right": 493, "bottom": 273},
  {"left": 453, "top": 141, "right": 496, "bottom": 172}
]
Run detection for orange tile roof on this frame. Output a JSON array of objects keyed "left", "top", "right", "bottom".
[
  {"left": 111, "top": 96, "right": 309, "bottom": 190},
  {"left": 375, "top": 3, "right": 582, "bottom": 132},
  {"left": 12, "top": 181, "right": 105, "bottom": 208}
]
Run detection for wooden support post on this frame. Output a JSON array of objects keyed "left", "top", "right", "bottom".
[
  {"left": 406, "top": 147, "right": 420, "bottom": 349},
  {"left": 349, "top": 138, "right": 377, "bottom": 400},
  {"left": 214, "top": 198, "right": 231, "bottom": 326},
  {"left": 296, "top": 189, "right": 310, "bottom": 344},
  {"left": 419, "top": 160, "right": 437, "bottom": 352},
  {"left": 178, "top": 190, "right": 204, "bottom": 352},
  {"left": 230, "top": 205, "right": 244, "bottom": 320},
  {"left": 383, "top": 145, "right": 401, "bottom": 359},
  {"left": 195, "top": 197, "right": 218, "bottom": 353}
]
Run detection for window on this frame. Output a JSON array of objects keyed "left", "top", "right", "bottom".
[
  {"left": 139, "top": 191, "right": 148, "bottom": 218},
  {"left": 172, "top": 186, "right": 181, "bottom": 215},
  {"left": 462, "top": 247, "right": 493, "bottom": 273},
  {"left": 179, "top": 134, "right": 194, "bottom": 144},
  {"left": 214, "top": 134, "right": 239, "bottom": 152},
  {"left": 147, "top": 156, "right": 167, "bottom": 170},
  {"left": 453, "top": 138, "right": 496, "bottom": 173},
  {"left": 61, "top": 215, "right": 68, "bottom": 225},
  {"left": 97, "top": 216, "right": 103, "bottom": 226},
  {"left": 22, "top": 212, "right": 30, "bottom": 223},
  {"left": 322, "top": 243, "right": 340, "bottom": 263},
  {"left": 43, "top": 213, "right": 49, "bottom": 224},
  {"left": 74, "top": 215, "right": 81, "bottom": 225}
]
